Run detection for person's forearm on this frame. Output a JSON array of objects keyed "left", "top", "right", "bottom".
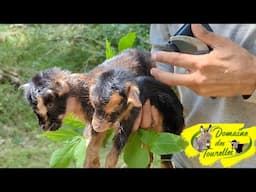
[{"left": 243, "top": 55, "right": 256, "bottom": 103}]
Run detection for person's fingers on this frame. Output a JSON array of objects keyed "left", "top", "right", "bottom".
[
  {"left": 152, "top": 51, "right": 200, "bottom": 70},
  {"left": 151, "top": 68, "right": 195, "bottom": 86},
  {"left": 151, "top": 105, "right": 160, "bottom": 128},
  {"left": 191, "top": 24, "right": 230, "bottom": 48},
  {"left": 140, "top": 99, "right": 152, "bottom": 129},
  {"left": 132, "top": 108, "right": 142, "bottom": 132}
]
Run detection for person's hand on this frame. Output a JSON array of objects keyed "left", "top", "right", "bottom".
[
  {"left": 133, "top": 99, "right": 161, "bottom": 131},
  {"left": 151, "top": 24, "right": 256, "bottom": 97}
]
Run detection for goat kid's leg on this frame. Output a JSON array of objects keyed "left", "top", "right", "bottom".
[
  {"left": 147, "top": 152, "right": 154, "bottom": 168},
  {"left": 105, "top": 130, "right": 130, "bottom": 168},
  {"left": 105, "top": 145, "right": 120, "bottom": 168},
  {"left": 84, "top": 128, "right": 107, "bottom": 168},
  {"left": 160, "top": 154, "right": 174, "bottom": 168}
]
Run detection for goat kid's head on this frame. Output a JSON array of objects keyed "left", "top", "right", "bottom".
[
  {"left": 89, "top": 69, "right": 142, "bottom": 132},
  {"left": 19, "top": 67, "right": 71, "bottom": 131}
]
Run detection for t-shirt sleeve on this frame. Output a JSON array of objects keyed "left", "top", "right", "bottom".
[
  {"left": 240, "top": 25, "right": 256, "bottom": 104},
  {"left": 150, "top": 24, "right": 174, "bottom": 72},
  {"left": 244, "top": 89, "right": 256, "bottom": 104}
]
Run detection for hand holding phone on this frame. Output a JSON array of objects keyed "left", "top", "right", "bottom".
[{"left": 167, "top": 24, "right": 213, "bottom": 54}]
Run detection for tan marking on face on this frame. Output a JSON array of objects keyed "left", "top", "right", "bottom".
[
  {"left": 91, "top": 92, "right": 123, "bottom": 132},
  {"left": 92, "top": 115, "right": 112, "bottom": 132},
  {"left": 126, "top": 83, "right": 141, "bottom": 108},
  {"left": 104, "top": 92, "right": 122, "bottom": 114},
  {"left": 36, "top": 96, "right": 47, "bottom": 118},
  {"left": 120, "top": 103, "right": 137, "bottom": 121},
  {"left": 111, "top": 103, "right": 141, "bottom": 134},
  {"left": 63, "top": 97, "right": 87, "bottom": 123}
]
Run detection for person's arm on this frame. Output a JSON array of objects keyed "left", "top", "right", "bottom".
[
  {"left": 137, "top": 24, "right": 256, "bottom": 131},
  {"left": 151, "top": 24, "right": 256, "bottom": 99}
]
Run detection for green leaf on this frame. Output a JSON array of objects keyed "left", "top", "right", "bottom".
[
  {"left": 151, "top": 132, "right": 187, "bottom": 155},
  {"left": 62, "top": 113, "right": 85, "bottom": 130},
  {"left": 105, "top": 39, "right": 116, "bottom": 59},
  {"left": 42, "top": 128, "right": 80, "bottom": 142},
  {"left": 43, "top": 114, "right": 88, "bottom": 167},
  {"left": 49, "top": 139, "right": 78, "bottom": 168},
  {"left": 73, "top": 136, "right": 87, "bottom": 168},
  {"left": 138, "top": 129, "right": 158, "bottom": 148},
  {"left": 102, "top": 129, "right": 114, "bottom": 148},
  {"left": 124, "top": 132, "right": 150, "bottom": 168},
  {"left": 118, "top": 32, "right": 136, "bottom": 52}
]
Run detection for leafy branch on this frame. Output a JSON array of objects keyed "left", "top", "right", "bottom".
[
  {"left": 105, "top": 32, "right": 136, "bottom": 59},
  {"left": 124, "top": 129, "right": 187, "bottom": 168},
  {"left": 42, "top": 114, "right": 87, "bottom": 168}
]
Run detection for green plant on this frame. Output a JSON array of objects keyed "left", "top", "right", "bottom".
[
  {"left": 42, "top": 114, "right": 87, "bottom": 168},
  {"left": 124, "top": 130, "right": 187, "bottom": 167},
  {"left": 42, "top": 114, "right": 187, "bottom": 168},
  {"left": 105, "top": 31, "right": 136, "bottom": 59}
]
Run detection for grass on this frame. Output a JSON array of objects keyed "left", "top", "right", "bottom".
[{"left": 0, "top": 24, "right": 150, "bottom": 168}]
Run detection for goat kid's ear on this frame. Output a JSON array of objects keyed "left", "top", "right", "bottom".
[
  {"left": 19, "top": 83, "right": 30, "bottom": 93},
  {"left": 125, "top": 82, "right": 142, "bottom": 108},
  {"left": 52, "top": 79, "right": 69, "bottom": 96}
]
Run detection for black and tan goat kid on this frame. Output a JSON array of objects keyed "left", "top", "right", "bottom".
[
  {"left": 89, "top": 69, "right": 184, "bottom": 168},
  {"left": 19, "top": 49, "right": 155, "bottom": 167}
]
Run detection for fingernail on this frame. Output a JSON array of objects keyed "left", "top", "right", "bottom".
[
  {"left": 151, "top": 52, "right": 157, "bottom": 60},
  {"left": 150, "top": 68, "right": 157, "bottom": 76},
  {"left": 192, "top": 24, "right": 206, "bottom": 33}
]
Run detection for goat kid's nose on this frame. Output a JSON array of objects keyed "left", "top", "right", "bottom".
[
  {"left": 40, "top": 124, "right": 46, "bottom": 130},
  {"left": 93, "top": 124, "right": 99, "bottom": 130}
]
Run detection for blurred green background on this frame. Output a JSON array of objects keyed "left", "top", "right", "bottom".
[{"left": 0, "top": 24, "right": 150, "bottom": 167}]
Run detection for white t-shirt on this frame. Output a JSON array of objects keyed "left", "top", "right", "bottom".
[{"left": 150, "top": 24, "right": 256, "bottom": 168}]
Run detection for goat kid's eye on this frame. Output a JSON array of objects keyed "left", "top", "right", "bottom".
[{"left": 47, "top": 103, "right": 54, "bottom": 108}]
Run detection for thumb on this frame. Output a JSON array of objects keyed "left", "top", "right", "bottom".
[{"left": 191, "top": 24, "right": 228, "bottom": 48}]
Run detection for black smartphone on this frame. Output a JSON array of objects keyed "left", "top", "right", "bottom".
[
  {"left": 174, "top": 24, "right": 213, "bottom": 37},
  {"left": 167, "top": 24, "right": 213, "bottom": 53}
]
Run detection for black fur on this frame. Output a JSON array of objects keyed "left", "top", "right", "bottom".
[
  {"left": 135, "top": 75, "right": 184, "bottom": 165},
  {"left": 134, "top": 50, "right": 153, "bottom": 76},
  {"left": 91, "top": 69, "right": 134, "bottom": 124},
  {"left": 114, "top": 107, "right": 140, "bottom": 152},
  {"left": 135, "top": 76, "right": 184, "bottom": 135},
  {"left": 25, "top": 68, "right": 70, "bottom": 130},
  {"left": 92, "top": 69, "right": 134, "bottom": 105},
  {"left": 44, "top": 94, "right": 68, "bottom": 131}
]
